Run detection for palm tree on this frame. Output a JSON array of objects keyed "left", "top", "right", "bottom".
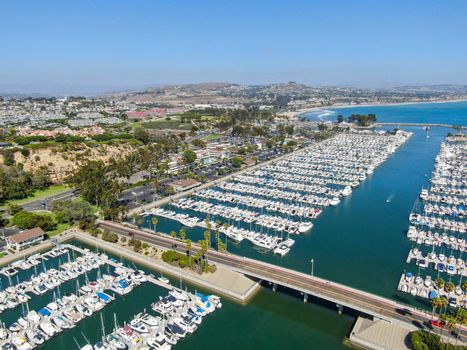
[
  {"left": 436, "top": 277, "right": 445, "bottom": 290},
  {"left": 444, "top": 282, "right": 455, "bottom": 315},
  {"left": 456, "top": 308, "right": 467, "bottom": 326},
  {"left": 205, "top": 219, "right": 212, "bottom": 232},
  {"left": 431, "top": 297, "right": 443, "bottom": 321},
  {"left": 219, "top": 241, "right": 226, "bottom": 253},
  {"left": 204, "top": 230, "right": 211, "bottom": 249},
  {"left": 170, "top": 231, "right": 177, "bottom": 248},
  {"left": 151, "top": 217, "right": 158, "bottom": 233},
  {"left": 446, "top": 315, "right": 459, "bottom": 346},
  {"left": 179, "top": 228, "right": 186, "bottom": 242},
  {"left": 215, "top": 227, "right": 220, "bottom": 251},
  {"left": 461, "top": 280, "right": 467, "bottom": 293},
  {"left": 439, "top": 313, "right": 448, "bottom": 338}
]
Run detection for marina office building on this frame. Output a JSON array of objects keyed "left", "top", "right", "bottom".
[{"left": 6, "top": 227, "right": 45, "bottom": 252}]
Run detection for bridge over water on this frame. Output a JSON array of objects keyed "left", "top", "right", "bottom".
[{"left": 98, "top": 220, "right": 467, "bottom": 341}]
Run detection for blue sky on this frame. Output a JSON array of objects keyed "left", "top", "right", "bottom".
[{"left": 1, "top": 0, "right": 467, "bottom": 92}]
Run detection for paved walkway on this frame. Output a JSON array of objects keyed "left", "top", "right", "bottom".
[
  {"left": 350, "top": 316, "right": 412, "bottom": 350},
  {"left": 71, "top": 229, "right": 260, "bottom": 304}
]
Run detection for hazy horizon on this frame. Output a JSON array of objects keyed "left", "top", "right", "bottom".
[{"left": 1, "top": 0, "right": 467, "bottom": 95}]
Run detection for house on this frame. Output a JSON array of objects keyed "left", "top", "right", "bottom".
[
  {"left": 169, "top": 178, "right": 201, "bottom": 192},
  {"left": 6, "top": 227, "right": 45, "bottom": 252}
]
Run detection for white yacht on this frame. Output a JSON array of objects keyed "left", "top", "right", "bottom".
[
  {"left": 298, "top": 222, "right": 313, "bottom": 234},
  {"left": 341, "top": 186, "right": 352, "bottom": 197}
]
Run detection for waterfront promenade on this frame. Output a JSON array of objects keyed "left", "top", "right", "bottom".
[{"left": 98, "top": 220, "right": 467, "bottom": 342}]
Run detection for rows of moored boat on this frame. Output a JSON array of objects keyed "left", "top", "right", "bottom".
[
  {"left": 150, "top": 208, "right": 297, "bottom": 255},
  {"left": 81, "top": 290, "right": 221, "bottom": 350},
  {"left": 407, "top": 247, "right": 467, "bottom": 276},
  {"left": 401, "top": 134, "right": 466, "bottom": 306},
  {"left": 407, "top": 225, "right": 465, "bottom": 252},
  {"left": 0, "top": 248, "right": 106, "bottom": 315},
  {"left": 398, "top": 273, "right": 465, "bottom": 308},
  {"left": 0, "top": 262, "right": 146, "bottom": 349},
  {"left": 142, "top": 131, "right": 411, "bottom": 257}
]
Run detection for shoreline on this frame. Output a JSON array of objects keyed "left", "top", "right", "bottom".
[{"left": 289, "top": 98, "right": 467, "bottom": 119}]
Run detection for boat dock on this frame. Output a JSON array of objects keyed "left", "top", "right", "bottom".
[
  {"left": 98, "top": 220, "right": 467, "bottom": 343},
  {"left": 0, "top": 250, "right": 145, "bottom": 349},
  {"left": 69, "top": 230, "right": 262, "bottom": 305},
  {"left": 62, "top": 244, "right": 173, "bottom": 291},
  {"left": 396, "top": 273, "right": 464, "bottom": 305},
  {"left": 406, "top": 250, "right": 467, "bottom": 277}
]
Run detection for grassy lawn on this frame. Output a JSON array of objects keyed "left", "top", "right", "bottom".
[
  {"left": 0, "top": 252, "right": 6, "bottom": 258},
  {"left": 1, "top": 184, "right": 70, "bottom": 209},
  {"left": 46, "top": 222, "right": 71, "bottom": 238},
  {"left": 201, "top": 133, "right": 223, "bottom": 141}
]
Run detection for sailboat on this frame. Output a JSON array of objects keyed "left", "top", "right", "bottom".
[{"left": 158, "top": 268, "right": 170, "bottom": 284}]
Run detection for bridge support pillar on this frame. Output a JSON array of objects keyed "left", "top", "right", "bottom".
[
  {"left": 337, "top": 304, "right": 343, "bottom": 314},
  {"left": 303, "top": 293, "right": 308, "bottom": 303},
  {"left": 272, "top": 283, "right": 277, "bottom": 292}
]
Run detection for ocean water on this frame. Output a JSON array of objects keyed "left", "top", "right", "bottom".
[{"left": 301, "top": 100, "right": 467, "bottom": 126}]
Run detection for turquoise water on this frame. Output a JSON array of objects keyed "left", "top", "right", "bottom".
[
  {"left": 3, "top": 102, "right": 466, "bottom": 349},
  {"left": 302, "top": 100, "right": 467, "bottom": 126},
  {"left": 33, "top": 241, "right": 353, "bottom": 350},
  {"left": 146, "top": 126, "right": 445, "bottom": 310},
  {"left": 144, "top": 102, "right": 467, "bottom": 309}
]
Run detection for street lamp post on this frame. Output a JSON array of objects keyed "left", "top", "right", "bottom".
[{"left": 310, "top": 259, "right": 314, "bottom": 276}]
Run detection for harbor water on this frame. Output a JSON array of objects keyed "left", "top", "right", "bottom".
[
  {"left": 35, "top": 241, "right": 353, "bottom": 350},
  {"left": 2, "top": 101, "right": 466, "bottom": 349}
]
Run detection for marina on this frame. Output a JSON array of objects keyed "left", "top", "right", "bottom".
[
  {"left": 1, "top": 104, "right": 466, "bottom": 349},
  {"left": 399, "top": 133, "right": 467, "bottom": 306},
  {"left": 0, "top": 243, "right": 222, "bottom": 350},
  {"left": 141, "top": 131, "right": 412, "bottom": 256}
]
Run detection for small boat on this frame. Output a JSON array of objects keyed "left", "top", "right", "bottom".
[
  {"left": 146, "top": 333, "right": 172, "bottom": 350},
  {"left": 129, "top": 319, "right": 149, "bottom": 334},
  {"left": 106, "top": 334, "right": 127, "bottom": 350}
]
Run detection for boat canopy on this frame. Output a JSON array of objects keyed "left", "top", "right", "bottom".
[
  {"left": 39, "top": 308, "right": 50, "bottom": 316},
  {"left": 96, "top": 292, "right": 110, "bottom": 301},
  {"left": 429, "top": 290, "right": 438, "bottom": 299}
]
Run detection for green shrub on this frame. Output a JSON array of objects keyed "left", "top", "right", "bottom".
[
  {"left": 410, "top": 330, "right": 465, "bottom": 350},
  {"left": 11, "top": 211, "right": 56, "bottom": 231},
  {"left": 101, "top": 230, "right": 118, "bottom": 243}
]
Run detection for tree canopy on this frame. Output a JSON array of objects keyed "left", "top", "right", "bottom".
[{"left": 182, "top": 150, "right": 197, "bottom": 164}]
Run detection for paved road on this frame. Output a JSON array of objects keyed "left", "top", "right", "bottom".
[
  {"left": 20, "top": 189, "right": 79, "bottom": 211},
  {"left": 98, "top": 220, "right": 467, "bottom": 343}
]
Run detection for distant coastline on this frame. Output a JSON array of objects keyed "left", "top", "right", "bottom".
[{"left": 290, "top": 98, "right": 467, "bottom": 119}]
